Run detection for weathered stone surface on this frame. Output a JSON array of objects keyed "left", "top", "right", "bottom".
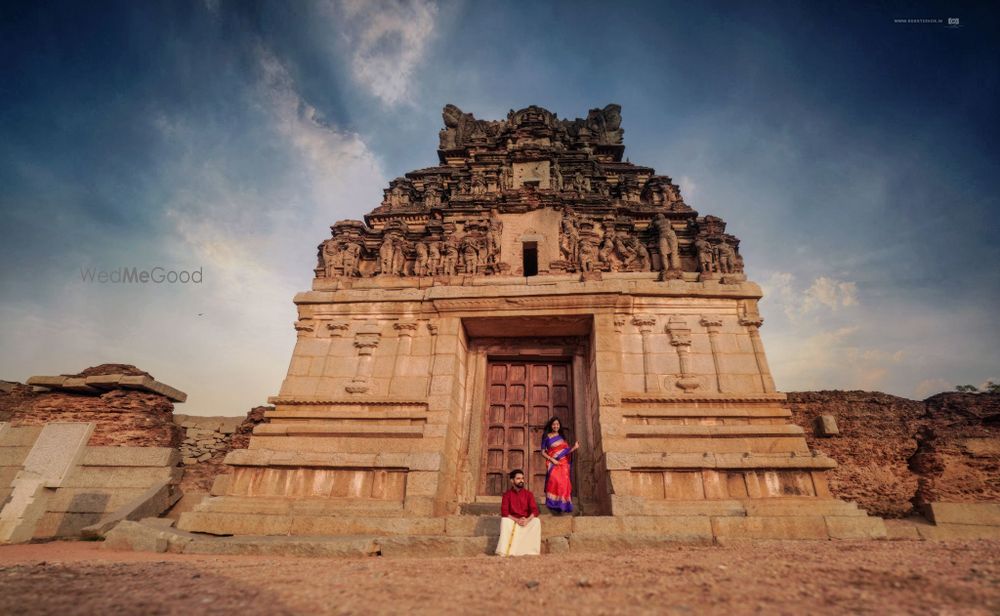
[
  {"left": 787, "top": 391, "right": 1000, "bottom": 518},
  {"left": 1, "top": 388, "right": 181, "bottom": 448},
  {"left": 0, "top": 426, "right": 41, "bottom": 447},
  {"left": 923, "top": 502, "right": 1000, "bottom": 526},
  {"left": 177, "top": 511, "right": 292, "bottom": 536},
  {"left": 102, "top": 519, "right": 195, "bottom": 554},
  {"left": 46, "top": 488, "right": 148, "bottom": 513},
  {"left": 61, "top": 466, "right": 181, "bottom": 489},
  {"left": 824, "top": 515, "right": 887, "bottom": 540},
  {"left": 33, "top": 511, "right": 104, "bottom": 538},
  {"left": 81, "top": 480, "right": 181, "bottom": 537},
  {"left": 81, "top": 447, "right": 180, "bottom": 467},
  {"left": 22, "top": 423, "right": 94, "bottom": 487},
  {"left": 915, "top": 523, "right": 1000, "bottom": 540},
  {"left": 815, "top": 415, "right": 839, "bottom": 436},
  {"left": 912, "top": 393, "right": 1000, "bottom": 505},
  {"left": 0, "top": 447, "right": 30, "bottom": 467},
  {"left": 711, "top": 516, "right": 830, "bottom": 540}
]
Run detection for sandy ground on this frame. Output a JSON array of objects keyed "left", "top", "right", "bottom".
[{"left": 0, "top": 540, "right": 998, "bottom": 615}]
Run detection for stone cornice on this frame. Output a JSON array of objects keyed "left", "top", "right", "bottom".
[
  {"left": 620, "top": 392, "right": 788, "bottom": 403},
  {"left": 266, "top": 396, "right": 428, "bottom": 406},
  {"left": 294, "top": 278, "right": 764, "bottom": 307}
]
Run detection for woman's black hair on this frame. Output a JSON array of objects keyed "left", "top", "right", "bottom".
[{"left": 543, "top": 416, "right": 567, "bottom": 439}]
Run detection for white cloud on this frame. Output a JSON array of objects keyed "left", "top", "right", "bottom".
[
  {"left": 761, "top": 272, "right": 859, "bottom": 321},
  {"left": 678, "top": 175, "right": 698, "bottom": 199},
  {"left": 329, "top": 0, "right": 438, "bottom": 106},
  {"left": 802, "top": 276, "right": 858, "bottom": 312}
]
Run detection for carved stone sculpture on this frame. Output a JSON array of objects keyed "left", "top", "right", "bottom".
[
  {"left": 654, "top": 214, "right": 681, "bottom": 274},
  {"left": 560, "top": 214, "right": 580, "bottom": 264},
  {"left": 442, "top": 236, "right": 460, "bottom": 276},
  {"left": 486, "top": 217, "right": 502, "bottom": 267},
  {"left": 471, "top": 174, "right": 487, "bottom": 196},
  {"left": 392, "top": 236, "right": 408, "bottom": 276},
  {"left": 500, "top": 166, "right": 512, "bottom": 191},
  {"left": 378, "top": 235, "right": 395, "bottom": 275},
  {"left": 695, "top": 237, "right": 715, "bottom": 274},
  {"left": 461, "top": 236, "right": 480, "bottom": 275},
  {"left": 341, "top": 241, "right": 362, "bottom": 277},
  {"left": 599, "top": 229, "right": 618, "bottom": 271},
  {"left": 425, "top": 186, "right": 442, "bottom": 208},
  {"left": 630, "top": 237, "right": 651, "bottom": 271},
  {"left": 428, "top": 240, "right": 442, "bottom": 276},
  {"left": 716, "top": 240, "right": 736, "bottom": 275},
  {"left": 578, "top": 238, "right": 599, "bottom": 272},
  {"left": 414, "top": 241, "right": 430, "bottom": 276}
]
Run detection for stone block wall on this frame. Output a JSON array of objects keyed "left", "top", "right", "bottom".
[
  {"left": 0, "top": 425, "right": 181, "bottom": 540},
  {"left": 172, "top": 413, "right": 266, "bottom": 493}
]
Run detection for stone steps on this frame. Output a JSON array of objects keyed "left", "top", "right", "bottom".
[
  {"left": 176, "top": 506, "right": 884, "bottom": 542},
  {"left": 195, "top": 495, "right": 406, "bottom": 516},
  {"left": 113, "top": 512, "right": 890, "bottom": 558}
]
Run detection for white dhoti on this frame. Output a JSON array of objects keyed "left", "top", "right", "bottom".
[{"left": 495, "top": 517, "right": 541, "bottom": 556}]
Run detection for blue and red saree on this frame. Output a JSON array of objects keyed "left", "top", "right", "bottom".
[{"left": 542, "top": 433, "right": 574, "bottom": 513}]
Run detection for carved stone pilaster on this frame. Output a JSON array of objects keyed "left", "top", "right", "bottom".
[
  {"left": 632, "top": 315, "right": 657, "bottom": 393},
  {"left": 326, "top": 321, "right": 351, "bottom": 337},
  {"left": 346, "top": 323, "right": 382, "bottom": 394},
  {"left": 425, "top": 322, "right": 439, "bottom": 396},
  {"left": 293, "top": 320, "right": 315, "bottom": 337},
  {"left": 738, "top": 300, "right": 775, "bottom": 393},
  {"left": 393, "top": 322, "right": 419, "bottom": 337},
  {"left": 613, "top": 316, "right": 626, "bottom": 333},
  {"left": 666, "top": 316, "right": 699, "bottom": 392},
  {"left": 700, "top": 316, "right": 724, "bottom": 393},
  {"left": 392, "top": 322, "right": 419, "bottom": 384}
]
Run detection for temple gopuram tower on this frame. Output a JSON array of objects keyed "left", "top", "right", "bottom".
[{"left": 180, "top": 105, "right": 885, "bottom": 544}]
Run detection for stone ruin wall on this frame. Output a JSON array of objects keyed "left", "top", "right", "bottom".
[
  {"left": 172, "top": 407, "right": 268, "bottom": 494},
  {"left": 787, "top": 391, "right": 1000, "bottom": 518}
]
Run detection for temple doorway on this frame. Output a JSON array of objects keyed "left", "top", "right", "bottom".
[{"left": 480, "top": 359, "right": 575, "bottom": 497}]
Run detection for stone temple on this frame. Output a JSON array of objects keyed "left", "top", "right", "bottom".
[{"left": 178, "top": 104, "right": 884, "bottom": 542}]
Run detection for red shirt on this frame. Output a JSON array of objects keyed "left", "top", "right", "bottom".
[{"left": 501, "top": 487, "right": 539, "bottom": 518}]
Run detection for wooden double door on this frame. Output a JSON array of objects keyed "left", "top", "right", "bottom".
[{"left": 481, "top": 359, "right": 575, "bottom": 496}]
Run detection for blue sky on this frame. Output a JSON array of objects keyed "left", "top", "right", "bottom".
[{"left": 1, "top": 1, "right": 998, "bottom": 415}]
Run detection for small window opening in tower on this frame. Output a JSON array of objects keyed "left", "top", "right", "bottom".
[{"left": 523, "top": 242, "right": 538, "bottom": 276}]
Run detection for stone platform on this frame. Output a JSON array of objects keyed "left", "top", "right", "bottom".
[{"left": 175, "top": 496, "right": 885, "bottom": 548}]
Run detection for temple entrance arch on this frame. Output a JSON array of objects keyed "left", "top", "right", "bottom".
[{"left": 458, "top": 315, "right": 600, "bottom": 511}]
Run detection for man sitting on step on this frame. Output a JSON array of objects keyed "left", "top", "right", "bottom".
[{"left": 496, "top": 468, "right": 541, "bottom": 556}]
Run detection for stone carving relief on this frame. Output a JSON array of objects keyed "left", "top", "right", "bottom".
[
  {"left": 692, "top": 216, "right": 746, "bottom": 282},
  {"left": 565, "top": 104, "right": 624, "bottom": 145},
  {"left": 312, "top": 104, "right": 749, "bottom": 285},
  {"left": 653, "top": 214, "right": 682, "bottom": 278}
]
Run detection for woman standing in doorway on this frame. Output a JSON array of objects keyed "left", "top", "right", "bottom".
[{"left": 541, "top": 417, "right": 579, "bottom": 514}]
